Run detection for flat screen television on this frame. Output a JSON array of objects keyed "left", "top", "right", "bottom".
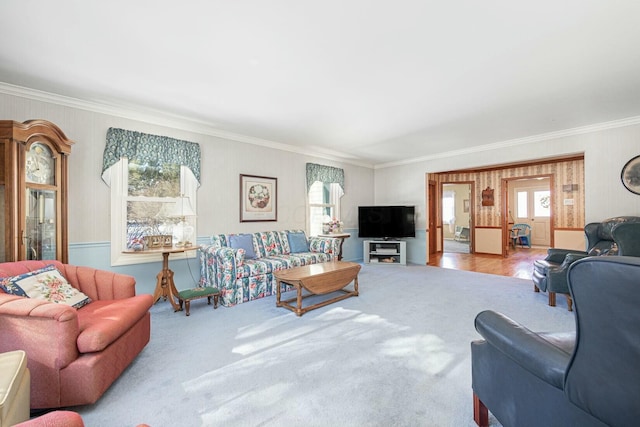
[{"left": 358, "top": 206, "right": 416, "bottom": 239}]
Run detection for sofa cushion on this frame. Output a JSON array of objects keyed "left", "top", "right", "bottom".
[
  {"left": 209, "top": 234, "right": 227, "bottom": 249},
  {"left": 0, "top": 265, "right": 91, "bottom": 309},
  {"left": 76, "top": 295, "right": 153, "bottom": 353},
  {"left": 255, "top": 231, "right": 285, "bottom": 257},
  {"left": 229, "top": 234, "right": 257, "bottom": 259},
  {"left": 287, "top": 231, "right": 309, "bottom": 253},
  {"left": 236, "top": 258, "right": 289, "bottom": 278},
  {"left": 285, "top": 252, "right": 333, "bottom": 265}
]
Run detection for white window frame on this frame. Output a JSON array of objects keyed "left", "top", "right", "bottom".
[
  {"left": 107, "top": 158, "right": 197, "bottom": 266},
  {"left": 442, "top": 190, "right": 456, "bottom": 225},
  {"left": 307, "top": 182, "right": 343, "bottom": 236}
]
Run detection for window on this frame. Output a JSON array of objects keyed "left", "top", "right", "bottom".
[
  {"left": 102, "top": 128, "right": 201, "bottom": 266},
  {"left": 308, "top": 182, "right": 343, "bottom": 236},
  {"left": 106, "top": 159, "right": 197, "bottom": 265},
  {"left": 306, "top": 163, "right": 345, "bottom": 236},
  {"left": 442, "top": 191, "right": 455, "bottom": 224},
  {"left": 534, "top": 190, "right": 551, "bottom": 217},
  {"left": 517, "top": 191, "right": 528, "bottom": 218},
  {"left": 517, "top": 189, "right": 550, "bottom": 219}
]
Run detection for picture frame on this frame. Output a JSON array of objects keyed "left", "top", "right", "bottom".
[
  {"left": 621, "top": 155, "right": 640, "bottom": 195},
  {"left": 463, "top": 199, "right": 470, "bottom": 213},
  {"left": 481, "top": 187, "right": 494, "bottom": 206},
  {"left": 240, "top": 174, "right": 278, "bottom": 222}
]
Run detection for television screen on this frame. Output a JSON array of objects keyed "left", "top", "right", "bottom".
[{"left": 358, "top": 206, "right": 416, "bottom": 239}]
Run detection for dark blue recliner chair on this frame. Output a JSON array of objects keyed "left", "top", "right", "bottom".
[
  {"left": 532, "top": 216, "right": 640, "bottom": 310},
  {"left": 472, "top": 256, "right": 640, "bottom": 427}
]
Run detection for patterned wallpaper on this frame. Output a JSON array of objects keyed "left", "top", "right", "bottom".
[{"left": 429, "top": 158, "right": 585, "bottom": 229}]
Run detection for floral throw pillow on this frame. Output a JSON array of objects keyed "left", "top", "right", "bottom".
[{"left": 0, "top": 264, "right": 91, "bottom": 309}]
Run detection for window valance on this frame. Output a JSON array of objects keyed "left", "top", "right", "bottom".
[
  {"left": 101, "top": 127, "right": 201, "bottom": 186},
  {"left": 306, "top": 163, "right": 344, "bottom": 192}
]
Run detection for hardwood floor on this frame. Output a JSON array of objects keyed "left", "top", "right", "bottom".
[{"left": 428, "top": 248, "right": 548, "bottom": 280}]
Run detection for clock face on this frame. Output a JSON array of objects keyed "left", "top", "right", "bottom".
[{"left": 26, "top": 142, "right": 55, "bottom": 185}]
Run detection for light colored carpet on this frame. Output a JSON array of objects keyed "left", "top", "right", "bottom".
[
  {"left": 75, "top": 264, "right": 574, "bottom": 426},
  {"left": 443, "top": 238, "right": 470, "bottom": 253}
]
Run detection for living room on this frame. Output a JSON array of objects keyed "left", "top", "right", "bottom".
[
  {"left": 2, "top": 2, "right": 640, "bottom": 426},
  {"left": 4, "top": 89, "right": 639, "bottom": 291}
]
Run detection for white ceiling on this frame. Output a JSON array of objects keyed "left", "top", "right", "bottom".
[{"left": 2, "top": 1, "right": 640, "bottom": 167}]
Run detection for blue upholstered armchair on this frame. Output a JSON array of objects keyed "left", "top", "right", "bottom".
[
  {"left": 472, "top": 256, "right": 640, "bottom": 427},
  {"left": 510, "top": 223, "right": 531, "bottom": 248},
  {"left": 531, "top": 216, "right": 640, "bottom": 310}
]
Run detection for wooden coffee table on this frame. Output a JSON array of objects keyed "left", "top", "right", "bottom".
[{"left": 275, "top": 261, "right": 361, "bottom": 316}]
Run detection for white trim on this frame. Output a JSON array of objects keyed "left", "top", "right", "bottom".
[
  {"left": 375, "top": 116, "right": 640, "bottom": 169},
  {"left": 4, "top": 81, "right": 640, "bottom": 170},
  {"left": 0, "top": 82, "right": 374, "bottom": 169}
]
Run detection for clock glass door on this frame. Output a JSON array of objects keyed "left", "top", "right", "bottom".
[
  {"left": 1, "top": 120, "right": 72, "bottom": 263},
  {"left": 25, "top": 189, "right": 57, "bottom": 260},
  {"left": 23, "top": 140, "right": 59, "bottom": 260}
]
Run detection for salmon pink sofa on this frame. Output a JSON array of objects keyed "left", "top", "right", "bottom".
[{"left": 0, "top": 260, "right": 153, "bottom": 409}]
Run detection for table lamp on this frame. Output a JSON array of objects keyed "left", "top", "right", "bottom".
[{"left": 172, "top": 195, "right": 196, "bottom": 247}]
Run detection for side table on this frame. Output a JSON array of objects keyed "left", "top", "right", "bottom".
[
  {"left": 318, "top": 233, "right": 350, "bottom": 261},
  {"left": 123, "top": 245, "right": 198, "bottom": 312}
]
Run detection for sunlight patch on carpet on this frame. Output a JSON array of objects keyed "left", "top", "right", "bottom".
[{"left": 380, "top": 334, "right": 454, "bottom": 375}]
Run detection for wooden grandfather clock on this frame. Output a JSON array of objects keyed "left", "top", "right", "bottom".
[{"left": 0, "top": 120, "right": 74, "bottom": 263}]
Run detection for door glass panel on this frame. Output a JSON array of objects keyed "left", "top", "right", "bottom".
[
  {"left": 534, "top": 190, "right": 551, "bottom": 217},
  {"left": 517, "top": 191, "right": 528, "bottom": 218},
  {"left": 25, "top": 189, "right": 56, "bottom": 260}
]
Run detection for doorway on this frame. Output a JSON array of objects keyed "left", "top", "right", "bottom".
[
  {"left": 504, "top": 176, "right": 553, "bottom": 255},
  {"left": 442, "top": 182, "right": 472, "bottom": 254},
  {"left": 428, "top": 180, "right": 437, "bottom": 256}
]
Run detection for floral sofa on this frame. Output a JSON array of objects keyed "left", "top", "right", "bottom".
[{"left": 199, "top": 230, "right": 340, "bottom": 306}]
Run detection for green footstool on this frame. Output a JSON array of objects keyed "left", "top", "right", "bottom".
[{"left": 177, "top": 287, "right": 220, "bottom": 316}]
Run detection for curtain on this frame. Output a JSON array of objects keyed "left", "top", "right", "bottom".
[
  {"left": 329, "top": 183, "right": 344, "bottom": 220},
  {"left": 101, "top": 127, "right": 201, "bottom": 186},
  {"left": 443, "top": 190, "right": 456, "bottom": 231},
  {"left": 305, "top": 163, "right": 344, "bottom": 193}
]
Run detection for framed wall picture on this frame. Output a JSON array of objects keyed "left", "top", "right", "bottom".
[
  {"left": 481, "top": 187, "right": 494, "bottom": 206},
  {"left": 463, "top": 199, "right": 470, "bottom": 213},
  {"left": 621, "top": 155, "right": 640, "bottom": 195},
  {"left": 240, "top": 174, "right": 277, "bottom": 221}
]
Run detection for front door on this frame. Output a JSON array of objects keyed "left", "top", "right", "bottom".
[{"left": 514, "top": 183, "right": 551, "bottom": 247}]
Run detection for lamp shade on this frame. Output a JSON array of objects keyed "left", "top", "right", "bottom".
[
  {"left": 172, "top": 196, "right": 195, "bottom": 247},
  {"left": 172, "top": 196, "right": 196, "bottom": 218}
]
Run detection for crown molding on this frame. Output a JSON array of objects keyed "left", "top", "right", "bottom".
[
  {"left": 0, "top": 82, "right": 374, "bottom": 169},
  {"left": 4, "top": 81, "right": 639, "bottom": 171},
  {"left": 375, "top": 115, "right": 640, "bottom": 169}
]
